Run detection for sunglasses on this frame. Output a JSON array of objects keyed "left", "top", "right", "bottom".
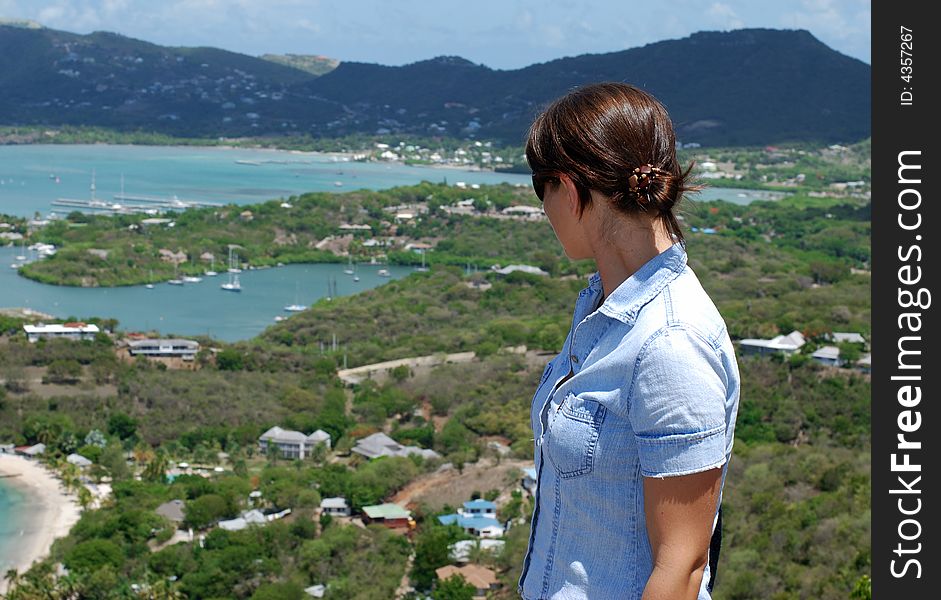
[{"left": 531, "top": 172, "right": 560, "bottom": 202}]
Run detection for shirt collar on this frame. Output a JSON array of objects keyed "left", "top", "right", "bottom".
[{"left": 585, "top": 240, "right": 688, "bottom": 324}]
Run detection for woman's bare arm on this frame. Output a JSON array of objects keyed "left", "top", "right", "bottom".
[{"left": 642, "top": 467, "right": 723, "bottom": 600}]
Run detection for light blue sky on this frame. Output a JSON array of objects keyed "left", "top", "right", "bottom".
[{"left": 1, "top": 0, "right": 870, "bottom": 68}]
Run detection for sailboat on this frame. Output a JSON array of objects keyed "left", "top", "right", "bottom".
[
  {"left": 221, "top": 248, "right": 242, "bottom": 291},
  {"left": 227, "top": 247, "right": 242, "bottom": 274},
  {"left": 205, "top": 255, "right": 218, "bottom": 277},
  {"left": 283, "top": 283, "right": 307, "bottom": 312},
  {"left": 221, "top": 273, "right": 241, "bottom": 292},
  {"left": 415, "top": 249, "right": 429, "bottom": 272},
  {"left": 344, "top": 255, "right": 354, "bottom": 275},
  {"left": 168, "top": 264, "right": 184, "bottom": 286},
  {"left": 352, "top": 263, "right": 360, "bottom": 282},
  {"left": 145, "top": 269, "right": 155, "bottom": 289}
]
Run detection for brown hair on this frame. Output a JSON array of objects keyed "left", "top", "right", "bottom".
[{"left": 525, "top": 82, "right": 700, "bottom": 243}]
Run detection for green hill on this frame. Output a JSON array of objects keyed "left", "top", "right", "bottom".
[{"left": 1, "top": 25, "right": 870, "bottom": 145}]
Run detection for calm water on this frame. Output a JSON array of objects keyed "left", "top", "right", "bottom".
[
  {"left": 1, "top": 245, "right": 416, "bottom": 341},
  {"left": 0, "top": 144, "right": 535, "bottom": 219},
  {"left": 0, "top": 476, "right": 28, "bottom": 575},
  {"left": 0, "top": 144, "right": 782, "bottom": 219}
]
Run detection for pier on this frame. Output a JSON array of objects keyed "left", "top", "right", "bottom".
[{"left": 52, "top": 194, "right": 222, "bottom": 215}]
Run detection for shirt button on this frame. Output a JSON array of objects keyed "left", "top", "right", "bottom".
[{"left": 570, "top": 355, "right": 579, "bottom": 363}]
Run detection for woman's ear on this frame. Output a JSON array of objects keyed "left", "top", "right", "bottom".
[{"left": 557, "top": 173, "right": 582, "bottom": 218}]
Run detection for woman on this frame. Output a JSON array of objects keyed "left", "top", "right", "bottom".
[{"left": 519, "top": 82, "right": 740, "bottom": 600}]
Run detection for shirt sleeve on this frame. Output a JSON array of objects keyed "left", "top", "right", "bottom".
[{"left": 628, "top": 324, "right": 730, "bottom": 478}]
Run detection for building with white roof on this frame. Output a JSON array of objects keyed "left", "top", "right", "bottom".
[
  {"left": 811, "top": 345, "right": 842, "bottom": 367},
  {"left": 827, "top": 332, "right": 867, "bottom": 345},
  {"left": 350, "top": 432, "right": 440, "bottom": 460},
  {"left": 24, "top": 322, "right": 100, "bottom": 343},
  {"left": 492, "top": 264, "right": 549, "bottom": 277},
  {"left": 320, "top": 497, "right": 351, "bottom": 517},
  {"left": 738, "top": 330, "right": 806, "bottom": 356},
  {"left": 128, "top": 338, "right": 200, "bottom": 360},
  {"left": 66, "top": 453, "right": 93, "bottom": 467},
  {"left": 258, "top": 426, "right": 331, "bottom": 460}
]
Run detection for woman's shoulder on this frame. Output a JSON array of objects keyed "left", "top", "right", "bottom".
[{"left": 634, "top": 266, "right": 729, "bottom": 347}]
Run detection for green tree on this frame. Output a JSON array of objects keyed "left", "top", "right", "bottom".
[
  {"left": 99, "top": 443, "right": 131, "bottom": 481},
  {"left": 412, "top": 523, "right": 466, "bottom": 591},
  {"left": 251, "top": 582, "right": 305, "bottom": 600},
  {"left": 44, "top": 359, "right": 82, "bottom": 384},
  {"left": 108, "top": 412, "right": 139, "bottom": 440},
  {"left": 217, "top": 348, "right": 245, "bottom": 371},
  {"left": 64, "top": 539, "right": 123, "bottom": 571},
  {"left": 434, "top": 574, "right": 475, "bottom": 600},
  {"left": 184, "top": 494, "right": 229, "bottom": 529}
]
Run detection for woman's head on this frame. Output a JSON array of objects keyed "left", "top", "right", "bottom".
[{"left": 526, "top": 82, "right": 698, "bottom": 243}]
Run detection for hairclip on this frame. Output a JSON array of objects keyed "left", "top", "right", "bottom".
[{"left": 628, "top": 164, "right": 666, "bottom": 205}]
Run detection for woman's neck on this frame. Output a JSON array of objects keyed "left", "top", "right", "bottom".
[{"left": 592, "top": 219, "right": 675, "bottom": 302}]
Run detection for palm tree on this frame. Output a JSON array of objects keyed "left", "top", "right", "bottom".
[
  {"left": 53, "top": 572, "right": 82, "bottom": 599},
  {"left": 4, "top": 567, "right": 19, "bottom": 590},
  {"left": 35, "top": 421, "right": 59, "bottom": 446},
  {"left": 143, "top": 452, "right": 169, "bottom": 483},
  {"left": 77, "top": 486, "right": 94, "bottom": 511},
  {"left": 133, "top": 441, "right": 155, "bottom": 467}
]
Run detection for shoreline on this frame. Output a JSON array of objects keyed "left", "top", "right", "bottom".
[
  {"left": 0, "top": 141, "right": 511, "bottom": 173},
  {"left": 0, "top": 455, "right": 81, "bottom": 594}
]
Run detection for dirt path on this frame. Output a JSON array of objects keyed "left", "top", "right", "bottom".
[
  {"left": 337, "top": 345, "right": 549, "bottom": 387},
  {"left": 392, "top": 457, "right": 530, "bottom": 511}
]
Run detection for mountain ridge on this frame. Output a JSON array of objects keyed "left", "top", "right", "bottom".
[{"left": 0, "top": 25, "right": 870, "bottom": 146}]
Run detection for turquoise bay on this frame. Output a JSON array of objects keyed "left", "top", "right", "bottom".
[{"left": 0, "top": 144, "right": 779, "bottom": 342}]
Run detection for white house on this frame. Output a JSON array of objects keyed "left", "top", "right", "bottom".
[
  {"left": 827, "top": 332, "right": 867, "bottom": 345},
  {"left": 438, "top": 500, "right": 504, "bottom": 538},
  {"left": 449, "top": 539, "right": 506, "bottom": 563},
  {"left": 811, "top": 346, "right": 842, "bottom": 367},
  {"left": 66, "top": 453, "right": 93, "bottom": 468},
  {"left": 856, "top": 353, "right": 871, "bottom": 373},
  {"left": 351, "top": 432, "right": 439, "bottom": 460},
  {"left": 492, "top": 264, "right": 549, "bottom": 277},
  {"left": 738, "top": 330, "right": 806, "bottom": 356},
  {"left": 24, "top": 322, "right": 100, "bottom": 343},
  {"left": 521, "top": 467, "right": 537, "bottom": 495},
  {"left": 258, "top": 426, "right": 332, "bottom": 460},
  {"left": 128, "top": 338, "right": 200, "bottom": 360},
  {"left": 320, "top": 497, "right": 351, "bottom": 517}
]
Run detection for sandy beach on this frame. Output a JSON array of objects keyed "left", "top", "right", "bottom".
[{"left": 0, "top": 454, "right": 81, "bottom": 594}]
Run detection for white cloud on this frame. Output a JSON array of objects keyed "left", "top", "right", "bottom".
[
  {"left": 3, "top": 0, "right": 871, "bottom": 68},
  {"left": 707, "top": 2, "right": 745, "bottom": 29},
  {"left": 0, "top": 0, "right": 22, "bottom": 17}
]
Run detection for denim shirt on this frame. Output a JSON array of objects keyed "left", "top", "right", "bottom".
[{"left": 519, "top": 241, "right": 741, "bottom": 600}]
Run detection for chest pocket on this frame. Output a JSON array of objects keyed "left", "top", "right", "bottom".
[{"left": 544, "top": 392, "right": 606, "bottom": 478}]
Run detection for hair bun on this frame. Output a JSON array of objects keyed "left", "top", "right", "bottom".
[{"left": 627, "top": 164, "right": 670, "bottom": 207}]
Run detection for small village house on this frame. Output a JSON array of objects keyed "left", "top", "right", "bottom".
[
  {"left": 24, "top": 322, "right": 99, "bottom": 343},
  {"left": 155, "top": 499, "right": 186, "bottom": 523},
  {"left": 361, "top": 503, "right": 414, "bottom": 530},
  {"left": 738, "top": 330, "right": 806, "bottom": 356},
  {"left": 438, "top": 499, "right": 505, "bottom": 538},
  {"left": 811, "top": 346, "right": 842, "bottom": 367},
  {"left": 351, "top": 432, "right": 439, "bottom": 460},
  {"left": 435, "top": 564, "right": 499, "bottom": 597},
  {"left": 521, "top": 467, "right": 537, "bottom": 495},
  {"left": 258, "top": 426, "right": 331, "bottom": 460},
  {"left": 320, "top": 497, "right": 351, "bottom": 517},
  {"left": 128, "top": 338, "right": 200, "bottom": 361}
]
